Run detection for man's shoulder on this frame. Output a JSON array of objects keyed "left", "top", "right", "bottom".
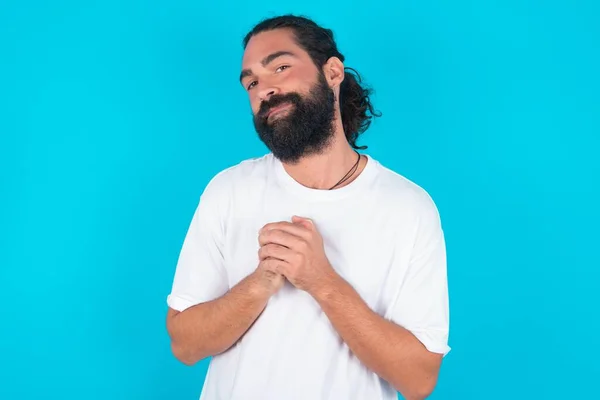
[
  {"left": 201, "top": 153, "right": 273, "bottom": 196},
  {"left": 370, "top": 157, "right": 440, "bottom": 219}
]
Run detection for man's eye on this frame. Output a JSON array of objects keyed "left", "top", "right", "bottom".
[
  {"left": 276, "top": 65, "right": 290, "bottom": 73},
  {"left": 247, "top": 81, "right": 257, "bottom": 90}
]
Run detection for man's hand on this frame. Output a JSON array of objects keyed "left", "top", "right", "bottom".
[
  {"left": 257, "top": 216, "right": 337, "bottom": 295},
  {"left": 253, "top": 260, "right": 285, "bottom": 296}
]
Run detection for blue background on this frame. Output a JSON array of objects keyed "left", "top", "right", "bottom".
[{"left": 1, "top": 1, "right": 598, "bottom": 399}]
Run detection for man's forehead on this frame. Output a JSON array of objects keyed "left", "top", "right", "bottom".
[{"left": 242, "top": 30, "right": 300, "bottom": 66}]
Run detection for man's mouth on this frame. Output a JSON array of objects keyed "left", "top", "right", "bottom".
[{"left": 266, "top": 103, "right": 292, "bottom": 120}]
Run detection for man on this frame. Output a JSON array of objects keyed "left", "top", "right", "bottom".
[{"left": 166, "top": 15, "right": 450, "bottom": 400}]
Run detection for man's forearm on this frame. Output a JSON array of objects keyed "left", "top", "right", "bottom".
[
  {"left": 313, "top": 273, "right": 442, "bottom": 400},
  {"left": 167, "top": 272, "right": 272, "bottom": 365}
]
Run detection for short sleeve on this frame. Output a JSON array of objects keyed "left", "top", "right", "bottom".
[
  {"left": 388, "top": 192, "right": 451, "bottom": 356},
  {"left": 166, "top": 175, "right": 230, "bottom": 312}
]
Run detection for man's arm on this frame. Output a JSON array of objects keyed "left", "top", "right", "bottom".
[
  {"left": 258, "top": 215, "right": 449, "bottom": 400},
  {"left": 312, "top": 274, "right": 442, "bottom": 400},
  {"left": 166, "top": 267, "right": 283, "bottom": 365},
  {"left": 166, "top": 171, "right": 284, "bottom": 365}
]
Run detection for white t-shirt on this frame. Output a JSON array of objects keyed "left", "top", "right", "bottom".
[{"left": 167, "top": 153, "right": 450, "bottom": 400}]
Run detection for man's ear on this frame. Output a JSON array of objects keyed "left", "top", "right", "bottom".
[{"left": 322, "top": 56, "right": 345, "bottom": 88}]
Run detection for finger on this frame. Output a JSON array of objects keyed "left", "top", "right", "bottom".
[
  {"left": 261, "top": 257, "right": 290, "bottom": 276},
  {"left": 259, "top": 229, "right": 304, "bottom": 249},
  {"left": 260, "top": 258, "right": 277, "bottom": 273},
  {"left": 258, "top": 243, "right": 294, "bottom": 261},
  {"left": 291, "top": 215, "right": 315, "bottom": 230},
  {"left": 261, "top": 221, "right": 311, "bottom": 241}
]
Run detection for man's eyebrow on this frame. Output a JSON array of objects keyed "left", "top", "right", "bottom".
[{"left": 239, "top": 50, "right": 298, "bottom": 83}]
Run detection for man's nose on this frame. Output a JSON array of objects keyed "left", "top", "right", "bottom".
[{"left": 258, "top": 86, "right": 280, "bottom": 102}]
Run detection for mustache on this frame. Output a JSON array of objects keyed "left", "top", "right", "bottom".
[{"left": 257, "top": 93, "right": 301, "bottom": 119}]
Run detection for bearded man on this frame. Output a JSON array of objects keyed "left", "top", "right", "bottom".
[{"left": 166, "top": 14, "right": 451, "bottom": 400}]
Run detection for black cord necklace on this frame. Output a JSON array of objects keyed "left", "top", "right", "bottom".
[{"left": 329, "top": 151, "right": 362, "bottom": 190}]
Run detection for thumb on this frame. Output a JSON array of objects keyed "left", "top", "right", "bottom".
[{"left": 292, "top": 215, "right": 314, "bottom": 228}]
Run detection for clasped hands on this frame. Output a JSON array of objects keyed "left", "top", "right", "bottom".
[{"left": 256, "top": 215, "right": 337, "bottom": 297}]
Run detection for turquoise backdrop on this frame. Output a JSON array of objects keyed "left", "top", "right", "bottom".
[{"left": 1, "top": 1, "right": 598, "bottom": 399}]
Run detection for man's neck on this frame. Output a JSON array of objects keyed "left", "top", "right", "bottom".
[{"left": 280, "top": 134, "right": 366, "bottom": 190}]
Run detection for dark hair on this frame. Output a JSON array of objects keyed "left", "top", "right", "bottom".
[{"left": 243, "top": 15, "right": 381, "bottom": 150}]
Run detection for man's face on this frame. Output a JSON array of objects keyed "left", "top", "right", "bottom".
[{"left": 240, "top": 29, "right": 336, "bottom": 163}]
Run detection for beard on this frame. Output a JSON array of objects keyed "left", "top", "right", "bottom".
[{"left": 252, "top": 72, "right": 336, "bottom": 164}]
